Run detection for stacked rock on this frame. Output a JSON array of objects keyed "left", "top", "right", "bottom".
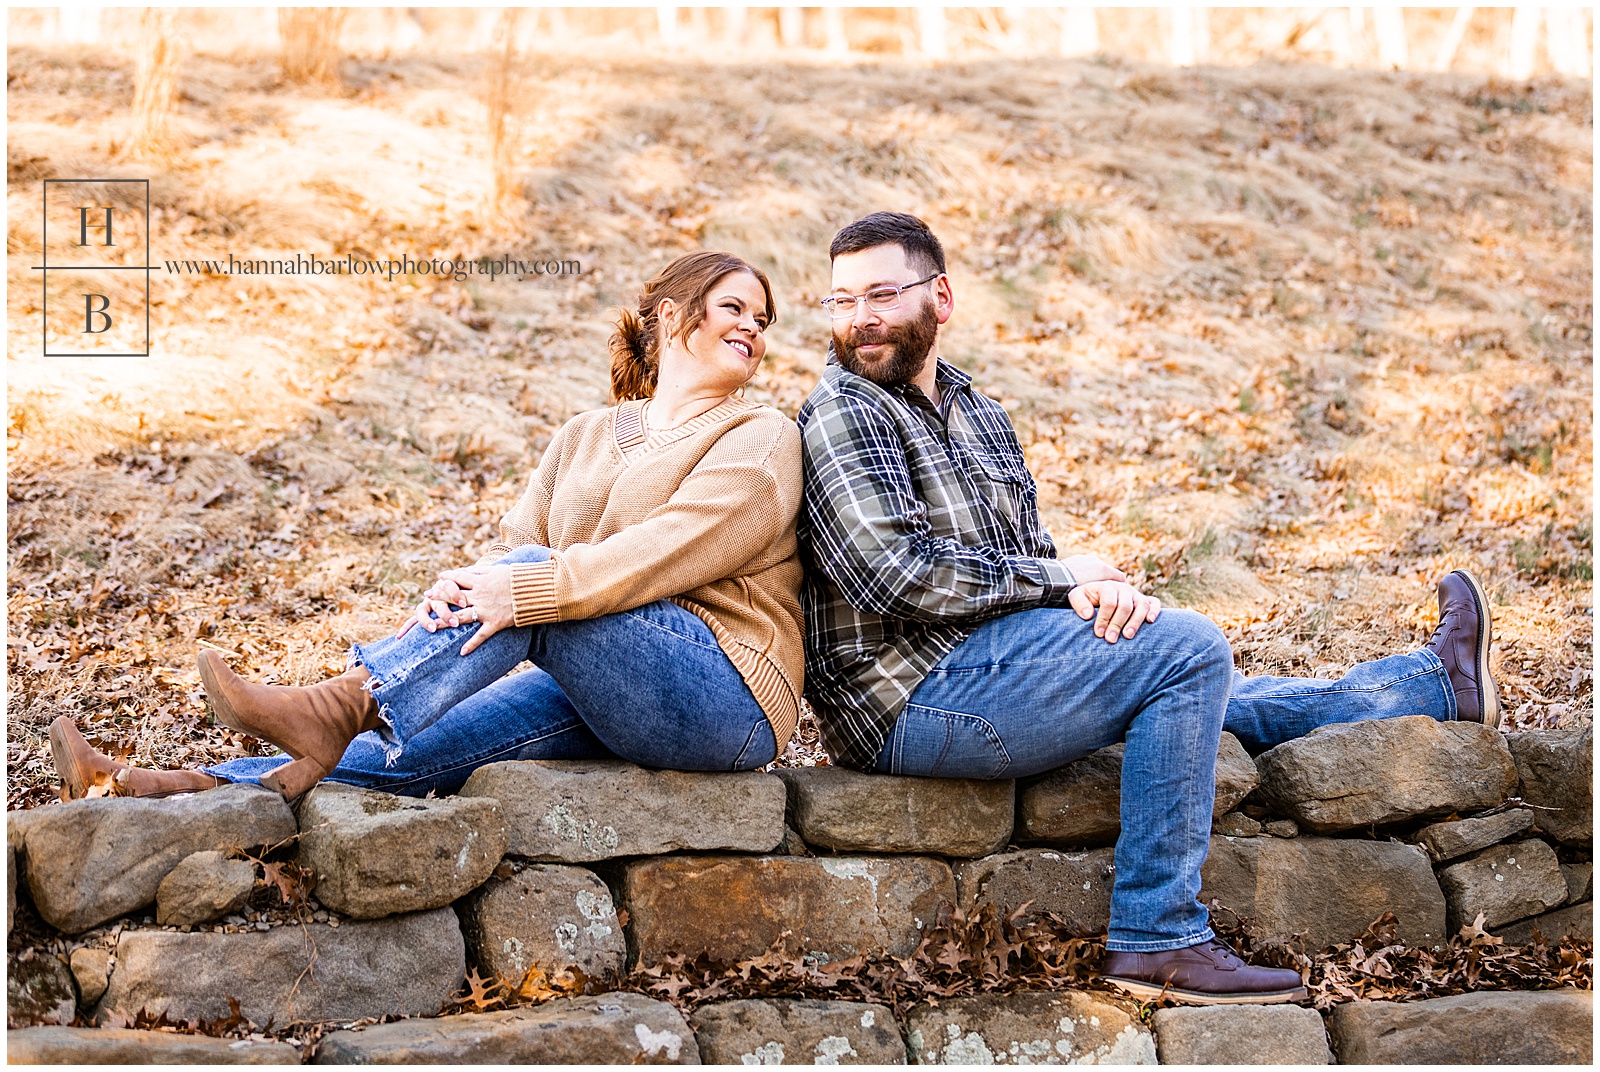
[{"left": 5, "top": 718, "right": 1592, "bottom": 1063}]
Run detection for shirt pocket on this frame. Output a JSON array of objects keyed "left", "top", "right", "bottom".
[
  {"left": 971, "top": 446, "right": 1045, "bottom": 539},
  {"left": 974, "top": 449, "right": 1033, "bottom": 487}
]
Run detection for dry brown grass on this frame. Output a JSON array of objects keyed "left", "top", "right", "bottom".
[
  {"left": 277, "top": 8, "right": 347, "bottom": 87},
  {"left": 6, "top": 44, "right": 1591, "bottom": 809},
  {"left": 484, "top": 9, "right": 525, "bottom": 219},
  {"left": 122, "top": 10, "right": 184, "bottom": 162}
]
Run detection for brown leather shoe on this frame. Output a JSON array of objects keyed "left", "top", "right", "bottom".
[
  {"left": 49, "top": 716, "right": 219, "bottom": 800},
  {"left": 1425, "top": 569, "right": 1500, "bottom": 728},
  {"left": 1102, "top": 937, "right": 1307, "bottom": 1004},
  {"left": 198, "top": 651, "right": 380, "bottom": 801}
]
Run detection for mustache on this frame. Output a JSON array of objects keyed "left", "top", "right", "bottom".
[{"left": 832, "top": 300, "right": 936, "bottom": 388}]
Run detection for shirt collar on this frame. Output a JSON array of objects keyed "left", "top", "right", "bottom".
[{"left": 933, "top": 358, "right": 971, "bottom": 392}]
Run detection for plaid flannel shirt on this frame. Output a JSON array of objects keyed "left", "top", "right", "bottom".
[{"left": 796, "top": 353, "right": 1078, "bottom": 770}]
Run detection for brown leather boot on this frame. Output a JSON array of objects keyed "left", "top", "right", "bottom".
[
  {"left": 258, "top": 755, "right": 332, "bottom": 803},
  {"left": 198, "top": 651, "right": 380, "bottom": 801},
  {"left": 49, "top": 716, "right": 219, "bottom": 801},
  {"left": 1425, "top": 569, "right": 1500, "bottom": 728},
  {"left": 1102, "top": 937, "right": 1307, "bottom": 1004}
]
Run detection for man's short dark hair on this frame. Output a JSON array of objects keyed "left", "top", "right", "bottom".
[{"left": 829, "top": 212, "right": 946, "bottom": 277}]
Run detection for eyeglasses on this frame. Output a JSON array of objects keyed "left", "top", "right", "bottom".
[{"left": 819, "top": 272, "right": 941, "bottom": 319}]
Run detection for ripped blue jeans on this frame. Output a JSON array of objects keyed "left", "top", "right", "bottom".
[
  {"left": 205, "top": 544, "right": 777, "bottom": 794},
  {"left": 872, "top": 606, "right": 1456, "bottom": 953}
]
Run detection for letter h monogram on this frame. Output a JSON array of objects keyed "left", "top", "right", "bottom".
[{"left": 39, "top": 179, "right": 152, "bottom": 356}]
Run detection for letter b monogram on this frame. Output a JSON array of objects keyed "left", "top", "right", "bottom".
[{"left": 82, "top": 293, "right": 112, "bottom": 333}]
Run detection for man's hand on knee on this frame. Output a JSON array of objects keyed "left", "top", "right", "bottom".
[{"left": 1068, "top": 581, "right": 1162, "bottom": 644}]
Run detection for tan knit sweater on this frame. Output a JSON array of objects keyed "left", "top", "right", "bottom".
[{"left": 473, "top": 396, "right": 805, "bottom": 750}]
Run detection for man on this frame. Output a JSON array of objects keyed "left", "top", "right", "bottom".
[{"left": 796, "top": 211, "right": 1497, "bottom": 1005}]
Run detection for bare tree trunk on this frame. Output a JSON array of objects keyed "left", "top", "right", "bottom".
[
  {"left": 724, "top": 5, "right": 747, "bottom": 45},
  {"left": 686, "top": 6, "right": 710, "bottom": 42},
  {"left": 1545, "top": 6, "right": 1592, "bottom": 77},
  {"left": 1432, "top": 7, "right": 1475, "bottom": 72},
  {"left": 486, "top": 9, "right": 523, "bottom": 218},
  {"left": 823, "top": 5, "right": 848, "bottom": 56},
  {"left": 59, "top": 6, "right": 102, "bottom": 44},
  {"left": 387, "top": 8, "right": 424, "bottom": 56},
  {"left": 918, "top": 4, "right": 949, "bottom": 59},
  {"left": 279, "top": 8, "right": 347, "bottom": 86},
  {"left": 1170, "top": 7, "right": 1209, "bottom": 66},
  {"left": 779, "top": 7, "right": 805, "bottom": 49},
  {"left": 1003, "top": 5, "right": 1028, "bottom": 55},
  {"left": 1507, "top": 6, "right": 1540, "bottom": 79},
  {"left": 1344, "top": 7, "right": 1369, "bottom": 65},
  {"left": 1373, "top": 6, "right": 1408, "bottom": 68},
  {"left": 126, "top": 9, "right": 183, "bottom": 162},
  {"left": 1326, "top": 5, "right": 1356, "bottom": 65},
  {"left": 1060, "top": 7, "right": 1099, "bottom": 57},
  {"left": 657, "top": 5, "right": 680, "bottom": 50}
]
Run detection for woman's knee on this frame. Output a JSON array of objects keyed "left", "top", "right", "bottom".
[{"left": 493, "top": 543, "right": 552, "bottom": 565}]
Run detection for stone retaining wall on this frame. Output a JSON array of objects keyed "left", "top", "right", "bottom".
[{"left": 6, "top": 717, "right": 1592, "bottom": 1063}]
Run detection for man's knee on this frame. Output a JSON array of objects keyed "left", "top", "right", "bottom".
[{"left": 1153, "top": 608, "right": 1233, "bottom": 673}]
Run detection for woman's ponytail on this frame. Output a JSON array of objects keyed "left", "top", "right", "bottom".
[{"left": 608, "top": 304, "right": 658, "bottom": 402}]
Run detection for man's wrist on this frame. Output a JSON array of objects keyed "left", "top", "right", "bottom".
[{"left": 1022, "top": 557, "right": 1077, "bottom": 604}]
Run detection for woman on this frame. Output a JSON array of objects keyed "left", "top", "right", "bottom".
[{"left": 50, "top": 251, "right": 804, "bottom": 802}]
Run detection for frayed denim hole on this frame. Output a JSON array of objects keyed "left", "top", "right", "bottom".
[
  {"left": 348, "top": 644, "right": 405, "bottom": 692},
  {"left": 371, "top": 701, "right": 406, "bottom": 767}
]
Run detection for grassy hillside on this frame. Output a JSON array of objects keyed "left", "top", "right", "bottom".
[{"left": 6, "top": 46, "right": 1591, "bottom": 808}]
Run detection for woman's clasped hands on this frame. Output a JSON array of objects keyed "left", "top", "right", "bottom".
[{"left": 396, "top": 565, "right": 519, "bottom": 655}]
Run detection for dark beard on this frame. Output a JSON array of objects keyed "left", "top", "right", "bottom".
[{"left": 833, "top": 300, "right": 938, "bottom": 388}]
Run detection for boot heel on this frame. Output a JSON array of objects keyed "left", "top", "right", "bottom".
[{"left": 259, "top": 756, "right": 329, "bottom": 804}]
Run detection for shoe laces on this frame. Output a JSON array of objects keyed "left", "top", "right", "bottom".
[{"left": 1426, "top": 607, "right": 1464, "bottom": 651}]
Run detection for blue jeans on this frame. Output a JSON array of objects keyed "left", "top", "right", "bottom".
[
  {"left": 207, "top": 544, "right": 777, "bottom": 794},
  {"left": 872, "top": 606, "right": 1456, "bottom": 952}
]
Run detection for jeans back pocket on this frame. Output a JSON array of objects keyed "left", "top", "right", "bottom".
[{"left": 878, "top": 705, "right": 1011, "bottom": 779}]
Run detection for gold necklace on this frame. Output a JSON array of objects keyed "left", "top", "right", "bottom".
[
  {"left": 643, "top": 397, "right": 726, "bottom": 432},
  {"left": 642, "top": 399, "right": 676, "bottom": 432}
]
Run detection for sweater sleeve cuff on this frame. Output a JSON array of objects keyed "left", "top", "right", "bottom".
[{"left": 509, "top": 560, "right": 560, "bottom": 627}]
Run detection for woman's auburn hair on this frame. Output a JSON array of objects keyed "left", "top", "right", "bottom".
[{"left": 608, "top": 251, "right": 777, "bottom": 402}]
